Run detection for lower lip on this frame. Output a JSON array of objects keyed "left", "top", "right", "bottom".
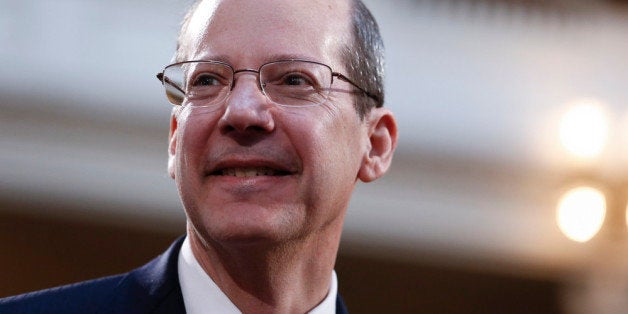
[{"left": 206, "top": 174, "right": 294, "bottom": 191}]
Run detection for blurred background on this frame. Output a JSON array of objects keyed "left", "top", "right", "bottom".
[{"left": 2, "top": 0, "right": 628, "bottom": 313}]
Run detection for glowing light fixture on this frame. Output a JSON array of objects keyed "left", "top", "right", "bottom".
[
  {"left": 559, "top": 100, "right": 609, "bottom": 159},
  {"left": 557, "top": 187, "right": 606, "bottom": 243}
]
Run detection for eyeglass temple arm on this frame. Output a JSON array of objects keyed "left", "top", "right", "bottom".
[
  {"left": 332, "top": 72, "right": 381, "bottom": 106},
  {"left": 156, "top": 73, "right": 186, "bottom": 96}
]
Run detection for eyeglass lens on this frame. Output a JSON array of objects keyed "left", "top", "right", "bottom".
[{"left": 161, "top": 60, "right": 333, "bottom": 107}]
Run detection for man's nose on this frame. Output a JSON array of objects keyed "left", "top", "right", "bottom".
[{"left": 217, "top": 74, "right": 275, "bottom": 136}]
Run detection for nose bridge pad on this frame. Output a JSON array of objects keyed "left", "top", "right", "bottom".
[{"left": 231, "top": 69, "right": 265, "bottom": 95}]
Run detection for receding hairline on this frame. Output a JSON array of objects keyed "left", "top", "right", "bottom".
[{"left": 175, "top": 0, "right": 356, "bottom": 63}]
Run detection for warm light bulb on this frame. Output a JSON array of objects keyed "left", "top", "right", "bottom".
[
  {"left": 557, "top": 187, "right": 606, "bottom": 243},
  {"left": 559, "top": 100, "right": 608, "bottom": 159}
]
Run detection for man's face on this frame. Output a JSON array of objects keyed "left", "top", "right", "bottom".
[{"left": 169, "top": 0, "right": 372, "bottom": 245}]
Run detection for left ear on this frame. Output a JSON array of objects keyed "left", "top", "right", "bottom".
[{"left": 358, "top": 107, "right": 398, "bottom": 182}]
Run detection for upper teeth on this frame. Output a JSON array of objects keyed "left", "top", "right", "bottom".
[{"left": 221, "top": 167, "right": 278, "bottom": 177}]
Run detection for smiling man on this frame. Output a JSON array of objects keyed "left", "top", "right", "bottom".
[{"left": 0, "top": 0, "right": 397, "bottom": 313}]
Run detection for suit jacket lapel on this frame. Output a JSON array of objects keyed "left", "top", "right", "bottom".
[
  {"left": 104, "top": 237, "right": 186, "bottom": 314},
  {"left": 336, "top": 293, "right": 349, "bottom": 314}
]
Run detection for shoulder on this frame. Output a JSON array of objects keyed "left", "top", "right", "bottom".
[
  {"left": 0, "top": 236, "right": 186, "bottom": 314},
  {"left": 0, "top": 274, "right": 126, "bottom": 314}
]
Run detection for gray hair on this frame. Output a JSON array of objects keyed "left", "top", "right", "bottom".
[{"left": 342, "top": 0, "right": 385, "bottom": 118}]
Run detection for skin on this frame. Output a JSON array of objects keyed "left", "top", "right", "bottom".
[{"left": 167, "top": 0, "right": 398, "bottom": 312}]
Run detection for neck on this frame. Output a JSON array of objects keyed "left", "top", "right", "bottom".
[{"left": 187, "top": 223, "right": 341, "bottom": 314}]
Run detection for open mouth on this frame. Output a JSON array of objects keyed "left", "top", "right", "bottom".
[{"left": 212, "top": 167, "right": 291, "bottom": 177}]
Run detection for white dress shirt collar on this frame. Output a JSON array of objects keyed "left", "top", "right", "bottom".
[{"left": 178, "top": 236, "right": 337, "bottom": 314}]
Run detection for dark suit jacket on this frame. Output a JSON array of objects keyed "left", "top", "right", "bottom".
[{"left": 0, "top": 237, "right": 349, "bottom": 314}]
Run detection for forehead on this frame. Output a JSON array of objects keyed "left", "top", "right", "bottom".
[{"left": 181, "top": 0, "right": 352, "bottom": 67}]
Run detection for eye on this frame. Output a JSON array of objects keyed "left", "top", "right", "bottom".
[
  {"left": 191, "top": 73, "right": 223, "bottom": 87},
  {"left": 282, "top": 74, "right": 313, "bottom": 86}
]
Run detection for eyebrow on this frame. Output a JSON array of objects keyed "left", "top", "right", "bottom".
[
  {"left": 194, "top": 54, "right": 231, "bottom": 63},
  {"left": 262, "top": 53, "right": 321, "bottom": 64},
  {"left": 191, "top": 53, "right": 323, "bottom": 67}
]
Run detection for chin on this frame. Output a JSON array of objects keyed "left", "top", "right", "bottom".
[
  {"left": 186, "top": 200, "right": 308, "bottom": 245},
  {"left": 195, "top": 216, "right": 303, "bottom": 247}
]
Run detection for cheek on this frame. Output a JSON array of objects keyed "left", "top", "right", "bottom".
[
  {"left": 299, "top": 120, "right": 364, "bottom": 222},
  {"left": 174, "top": 110, "right": 221, "bottom": 176},
  {"left": 321, "top": 106, "right": 365, "bottom": 159},
  {"left": 291, "top": 108, "right": 365, "bottom": 183}
]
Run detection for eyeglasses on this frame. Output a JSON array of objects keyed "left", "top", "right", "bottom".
[{"left": 156, "top": 59, "right": 379, "bottom": 108}]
